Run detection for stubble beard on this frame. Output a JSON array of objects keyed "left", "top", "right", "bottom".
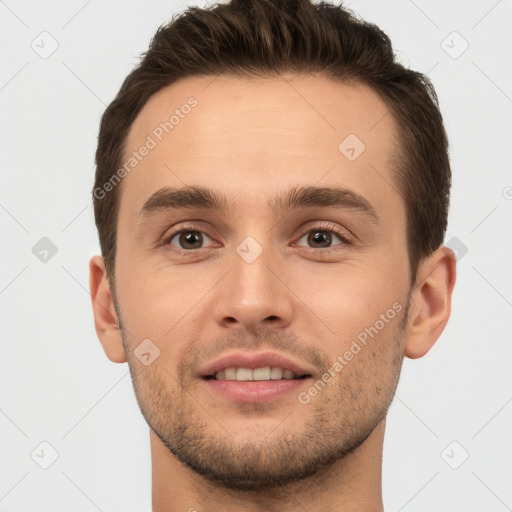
[{"left": 120, "top": 303, "right": 409, "bottom": 492}]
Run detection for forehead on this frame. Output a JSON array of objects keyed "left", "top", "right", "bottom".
[{"left": 120, "top": 73, "right": 401, "bottom": 220}]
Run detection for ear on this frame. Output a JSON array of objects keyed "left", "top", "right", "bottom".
[
  {"left": 89, "top": 255, "right": 127, "bottom": 363},
  {"left": 405, "top": 246, "right": 457, "bottom": 359}
]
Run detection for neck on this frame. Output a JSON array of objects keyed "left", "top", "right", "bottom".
[{"left": 151, "top": 418, "right": 386, "bottom": 512}]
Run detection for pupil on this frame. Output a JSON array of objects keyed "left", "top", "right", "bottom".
[
  {"left": 181, "top": 231, "right": 202, "bottom": 249},
  {"left": 309, "top": 231, "right": 331, "bottom": 248}
]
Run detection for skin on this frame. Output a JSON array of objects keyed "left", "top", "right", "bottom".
[{"left": 90, "top": 73, "right": 456, "bottom": 511}]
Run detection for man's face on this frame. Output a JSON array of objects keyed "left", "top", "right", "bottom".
[{"left": 114, "top": 73, "right": 412, "bottom": 490}]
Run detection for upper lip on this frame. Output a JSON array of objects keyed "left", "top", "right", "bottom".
[{"left": 198, "top": 351, "right": 315, "bottom": 378}]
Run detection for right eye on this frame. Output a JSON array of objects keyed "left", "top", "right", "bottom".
[{"left": 166, "top": 228, "right": 217, "bottom": 251}]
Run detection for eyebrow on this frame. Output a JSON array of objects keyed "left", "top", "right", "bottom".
[{"left": 138, "top": 184, "right": 379, "bottom": 223}]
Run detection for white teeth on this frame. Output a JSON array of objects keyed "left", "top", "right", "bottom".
[
  {"left": 270, "top": 367, "right": 283, "bottom": 380},
  {"left": 283, "top": 370, "right": 294, "bottom": 379},
  {"left": 253, "top": 367, "right": 271, "bottom": 381},
  {"left": 214, "top": 366, "right": 301, "bottom": 381},
  {"left": 236, "top": 368, "right": 253, "bottom": 381},
  {"left": 224, "top": 367, "right": 237, "bottom": 380}
]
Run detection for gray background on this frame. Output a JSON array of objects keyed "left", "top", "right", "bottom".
[{"left": 1, "top": 0, "right": 511, "bottom": 510}]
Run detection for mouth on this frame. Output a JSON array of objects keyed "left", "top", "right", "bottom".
[
  {"left": 198, "top": 351, "right": 315, "bottom": 402},
  {"left": 203, "top": 366, "right": 312, "bottom": 381}
]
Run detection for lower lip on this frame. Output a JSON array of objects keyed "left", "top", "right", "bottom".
[{"left": 203, "top": 378, "right": 310, "bottom": 402}]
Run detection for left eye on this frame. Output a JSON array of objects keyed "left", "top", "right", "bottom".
[
  {"left": 296, "top": 229, "right": 347, "bottom": 249},
  {"left": 168, "top": 230, "right": 215, "bottom": 250}
]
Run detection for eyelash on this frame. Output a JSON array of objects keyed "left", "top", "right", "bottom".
[{"left": 163, "top": 221, "right": 352, "bottom": 254}]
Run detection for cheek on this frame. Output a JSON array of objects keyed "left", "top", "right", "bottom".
[
  {"left": 117, "top": 256, "right": 200, "bottom": 320},
  {"left": 290, "top": 258, "right": 407, "bottom": 340},
  {"left": 116, "top": 264, "right": 214, "bottom": 365}
]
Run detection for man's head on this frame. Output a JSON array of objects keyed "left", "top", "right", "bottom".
[{"left": 90, "top": 0, "right": 455, "bottom": 494}]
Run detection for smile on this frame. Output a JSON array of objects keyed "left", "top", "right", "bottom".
[{"left": 209, "top": 366, "right": 310, "bottom": 381}]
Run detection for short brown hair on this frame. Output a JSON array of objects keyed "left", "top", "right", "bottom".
[{"left": 94, "top": 0, "right": 450, "bottom": 284}]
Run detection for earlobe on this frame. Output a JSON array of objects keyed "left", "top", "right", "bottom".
[
  {"left": 405, "top": 246, "right": 457, "bottom": 359},
  {"left": 89, "top": 255, "right": 127, "bottom": 363}
]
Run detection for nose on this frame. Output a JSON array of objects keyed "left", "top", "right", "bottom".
[{"left": 212, "top": 243, "right": 294, "bottom": 334}]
